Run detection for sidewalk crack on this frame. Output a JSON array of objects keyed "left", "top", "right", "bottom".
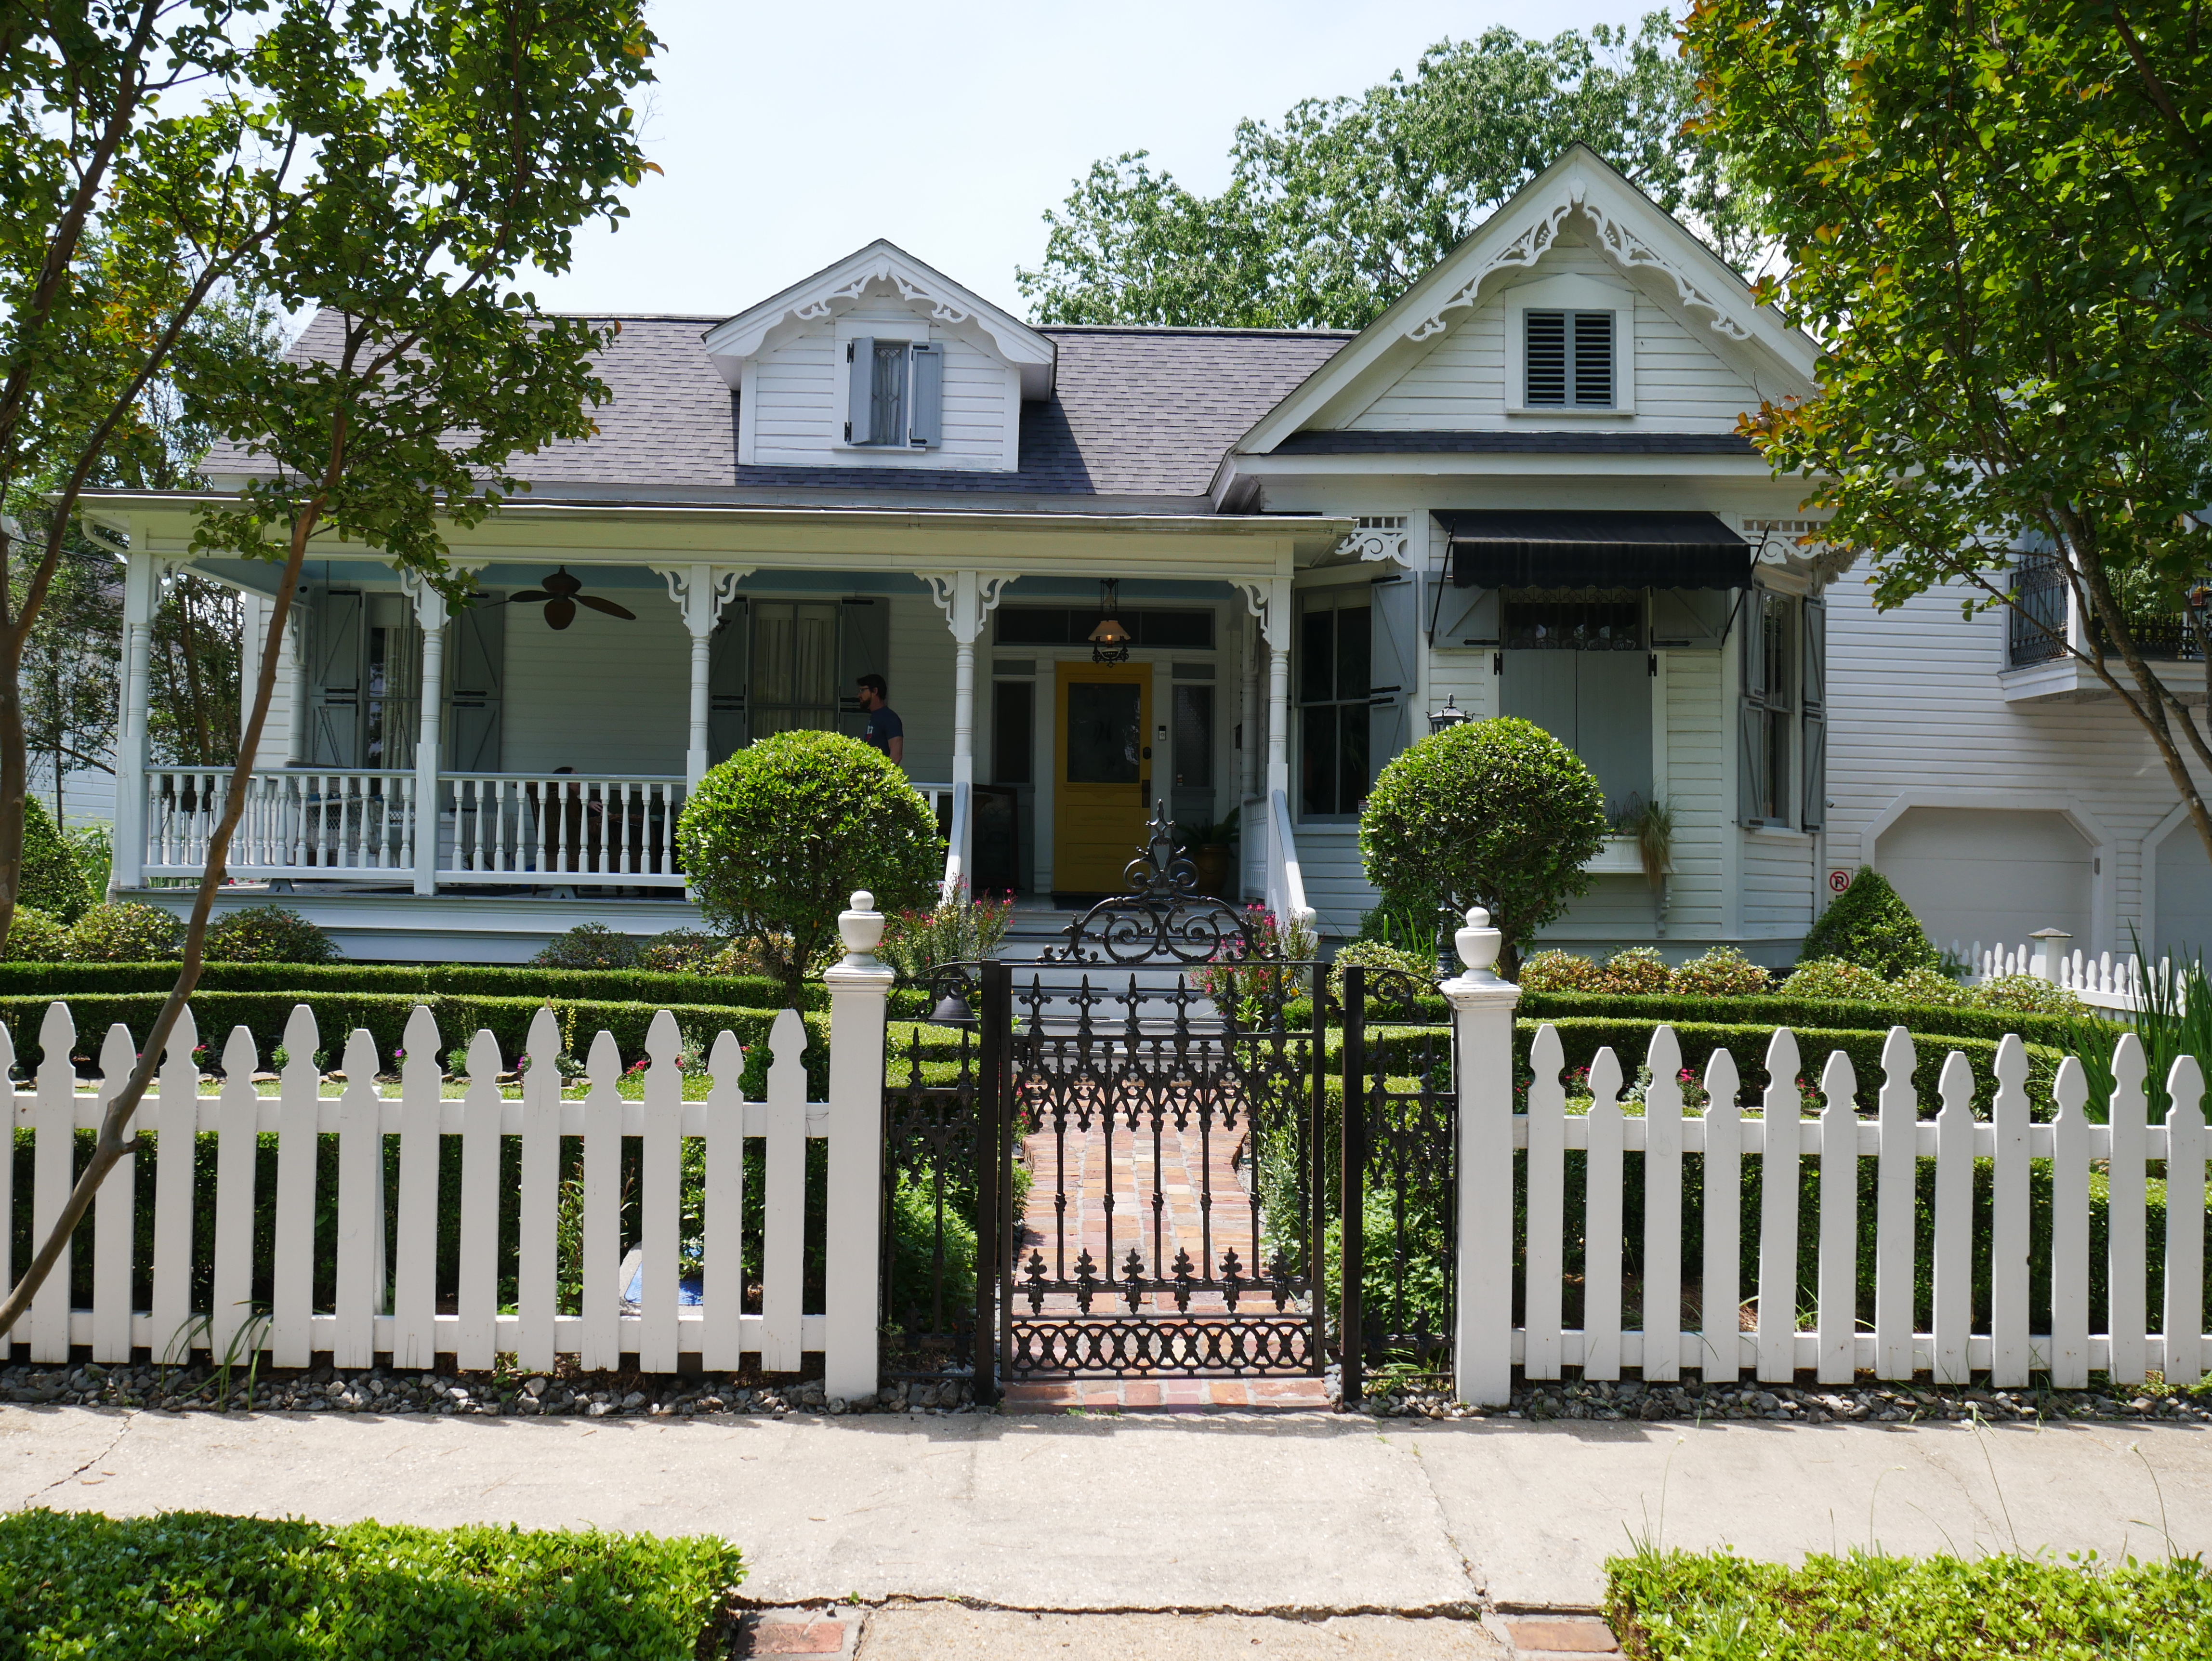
[
  {"left": 1408, "top": 1439, "right": 1488, "bottom": 1610},
  {"left": 25, "top": 1410, "right": 139, "bottom": 1508}
]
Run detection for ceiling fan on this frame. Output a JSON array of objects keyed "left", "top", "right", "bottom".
[{"left": 503, "top": 567, "right": 636, "bottom": 631}]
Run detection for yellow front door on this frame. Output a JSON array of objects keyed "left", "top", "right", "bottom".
[{"left": 1053, "top": 661, "right": 1152, "bottom": 894}]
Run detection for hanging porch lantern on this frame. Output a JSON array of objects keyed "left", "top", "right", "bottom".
[
  {"left": 1426, "top": 694, "right": 1471, "bottom": 736},
  {"left": 1089, "top": 579, "right": 1132, "bottom": 664}
]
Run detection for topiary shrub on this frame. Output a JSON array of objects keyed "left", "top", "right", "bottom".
[
  {"left": 1968, "top": 973, "right": 2084, "bottom": 1014},
  {"left": 678, "top": 729, "right": 940, "bottom": 998},
  {"left": 532, "top": 922, "right": 642, "bottom": 970},
  {"left": 1668, "top": 945, "right": 1771, "bottom": 997},
  {"left": 1798, "top": 866, "right": 1940, "bottom": 976},
  {"left": 1597, "top": 946, "right": 1671, "bottom": 995},
  {"left": 1779, "top": 956, "right": 1890, "bottom": 1002},
  {"left": 3, "top": 906, "right": 70, "bottom": 962},
  {"left": 1518, "top": 949, "right": 1606, "bottom": 992},
  {"left": 204, "top": 905, "right": 339, "bottom": 963},
  {"left": 68, "top": 901, "right": 181, "bottom": 962},
  {"left": 19, "top": 796, "right": 95, "bottom": 924},
  {"left": 1360, "top": 717, "right": 1608, "bottom": 977},
  {"left": 636, "top": 928, "right": 726, "bottom": 974}
]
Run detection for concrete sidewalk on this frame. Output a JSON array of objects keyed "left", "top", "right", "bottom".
[{"left": 5, "top": 1404, "right": 2209, "bottom": 1611}]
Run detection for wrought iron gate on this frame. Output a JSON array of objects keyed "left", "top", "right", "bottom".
[{"left": 882, "top": 810, "right": 1461, "bottom": 1407}]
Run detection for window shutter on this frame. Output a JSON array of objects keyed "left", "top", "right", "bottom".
[
  {"left": 1572, "top": 311, "right": 1615, "bottom": 406},
  {"left": 1800, "top": 593, "right": 1827, "bottom": 828},
  {"left": 1525, "top": 311, "right": 1567, "bottom": 405},
  {"left": 844, "top": 337, "right": 875, "bottom": 444},
  {"left": 444, "top": 598, "right": 504, "bottom": 772},
  {"left": 307, "top": 589, "right": 363, "bottom": 767},
  {"left": 1367, "top": 573, "right": 1419, "bottom": 773},
  {"left": 908, "top": 342, "right": 943, "bottom": 448},
  {"left": 1737, "top": 588, "right": 1767, "bottom": 825}
]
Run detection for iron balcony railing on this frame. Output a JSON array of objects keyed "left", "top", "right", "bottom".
[{"left": 2008, "top": 555, "right": 2206, "bottom": 668}]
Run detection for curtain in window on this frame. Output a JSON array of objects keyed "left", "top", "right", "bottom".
[{"left": 752, "top": 601, "right": 839, "bottom": 736}]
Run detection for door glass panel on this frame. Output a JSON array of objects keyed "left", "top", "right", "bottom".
[
  {"left": 1066, "top": 682, "right": 1140, "bottom": 783},
  {"left": 751, "top": 601, "right": 839, "bottom": 736}
]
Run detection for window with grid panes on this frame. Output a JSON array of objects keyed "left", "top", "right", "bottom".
[{"left": 1299, "top": 589, "right": 1371, "bottom": 817}]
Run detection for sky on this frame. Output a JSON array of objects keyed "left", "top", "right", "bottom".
[{"left": 524, "top": 0, "right": 1674, "bottom": 322}]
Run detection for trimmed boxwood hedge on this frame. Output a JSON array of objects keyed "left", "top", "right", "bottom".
[{"left": 0, "top": 959, "right": 819, "bottom": 1010}]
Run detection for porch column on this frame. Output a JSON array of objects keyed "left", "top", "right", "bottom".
[
  {"left": 401, "top": 570, "right": 448, "bottom": 897},
  {"left": 656, "top": 564, "right": 751, "bottom": 787},
  {"left": 1263, "top": 576, "right": 1290, "bottom": 799},
  {"left": 111, "top": 554, "right": 163, "bottom": 893},
  {"left": 922, "top": 571, "right": 1014, "bottom": 894}
]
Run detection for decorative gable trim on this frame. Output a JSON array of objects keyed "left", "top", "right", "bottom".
[
  {"left": 704, "top": 239, "right": 1055, "bottom": 397},
  {"left": 1227, "top": 145, "right": 1817, "bottom": 462}
]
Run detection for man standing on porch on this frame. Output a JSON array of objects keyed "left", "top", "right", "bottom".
[{"left": 856, "top": 674, "right": 903, "bottom": 765}]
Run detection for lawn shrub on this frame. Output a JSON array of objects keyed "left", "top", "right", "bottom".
[
  {"left": 204, "top": 905, "right": 340, "bottom": 963},
  {"left": 1598, "top": 946, "right": 1671, "bottom": 994},
  {"left": 19, "top": 797, "right": 95, "bottom": 923},
  {"left": 1798, "top": 864, "right": 1943, "bottom": 976},
  {"left": 1519, "top": 949, "right": 1607, "bottom": 992},
  {"left": 1609, "top": 1547, "right": 2212, "bottom": 1661},
  {"left": 533, "top": 920, "right": 641, "bottom": 969},
  {"left": 636, "top": 926, "right": 726, "bottom": 973},
  {"left": 0, "top": 959, "right": 824, "bottom": 1010},
  {"left": 68, "top": 899, "right": 180, "bottom": 961},
  {"left": 0, "top": 1510, "right": 743, "bottom": 1659},
  {"left": 1327, "top": 938, "right": 1433, "bottom": 999},
  {"left": 1666, "top": 945, "right": 1771, "bottom": 997},
  {"left": 1780, "top": 956, "right": 1892, "bottom": 1002},
  {"left": 1971, "top": 972, "right": 2086, "bottom": 1014},
  {"left": 3, "top": 906, "right": 69, "bottom": 962},
  {"left": 1890, "top": 964, "right": 1967, "bottom": 1006},
  {"left": 680, "top": 728, "right": 940, "bottom": 997},
  {"left": 1361, "top": 716, "right": 1609, "bottom": 975}
]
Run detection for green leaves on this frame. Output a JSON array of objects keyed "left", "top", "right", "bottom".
[
  {"left": 1020, "top": 13, "right": 1766, "bottom": 329},
  {"left": 1359, "top": 717, "right": 1609, "bottom": 974}
]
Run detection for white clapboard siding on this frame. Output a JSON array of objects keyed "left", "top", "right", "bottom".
[
  {"left": 1501, "top": 1021, "right": 2212, "bottom": 1393},
  {"left": 4, "top": 995, "right": 863, "bottom": 1378}
]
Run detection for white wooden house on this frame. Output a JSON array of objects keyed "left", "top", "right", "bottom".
[{"left": 86, "top": 146, "right": 1847, "bottom": 963}]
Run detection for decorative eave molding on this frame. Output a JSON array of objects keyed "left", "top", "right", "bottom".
[
  {"left": 704, "top": 240, "right": 1055, "bottom": 395},
  {"left": 1334, "top": 514, "right": 1411, "bottom": 565},
  {"left": 1401, "top": 175, "right": 1752, "bottom": 346}
]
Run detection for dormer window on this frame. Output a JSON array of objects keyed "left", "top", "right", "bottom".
[
  {"left": 844, "top": 336, "right": 943, "bottom": 448},
  {"left": 1524, "top": 310, "right": 1615, "bottom": 407}
]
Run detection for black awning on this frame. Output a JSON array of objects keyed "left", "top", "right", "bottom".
[{"left": 1437, "top": 510, "right": 1751, "bottom": 590}]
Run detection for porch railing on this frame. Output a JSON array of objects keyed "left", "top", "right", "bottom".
[{"left": 141, "top": 768, "right": 689, "bottom": 887}]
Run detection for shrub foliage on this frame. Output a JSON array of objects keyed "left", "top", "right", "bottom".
[
  {"left": 1361, "top": 717, "right": 1607, "bottom": 975},
  {"left": 533, "top": 921, "right": 642, "bottom": 970},
  {"left": 205, "top": 905, "right": 339, "bottom": 963},
  {"left": 1799, "top": 865, "right": 1941, "bottom": 976},
  {"left": 18, "top": 797, "right": 94, "bottom": 924},
  {"left": 67, "top": 900, "right": 181, "bottom": 962},
  {"left": 679, "top": 730, "right": 940, "bottom": 994}
]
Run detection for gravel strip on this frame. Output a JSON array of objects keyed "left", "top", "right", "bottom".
[{"left": 1344, "top": 1374, "right": 2212, "bottom": 1425}]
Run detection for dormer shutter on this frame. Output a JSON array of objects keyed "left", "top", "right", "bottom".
[
  {"left": 908, "top": 342, "right": 943, "bottom": 448},
  {"left": 844, "top": 337, "right": 876, "bottom": 444}
]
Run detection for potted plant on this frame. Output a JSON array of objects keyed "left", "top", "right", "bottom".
[{"left": 1178, "top": 808, "right": 1240, "bottom": 900}]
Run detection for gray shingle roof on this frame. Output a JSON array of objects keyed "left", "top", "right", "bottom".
[
  {"left": 1274, "top": 429, "right": 1758, "bottom": 455},
  {"left": 203, "top": 313, "right": 1353, "bottom": 506}
]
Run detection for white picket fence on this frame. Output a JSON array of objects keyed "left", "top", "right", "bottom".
[
  {"left": 1, "top": 961, "right": 893, "bottom": 1397},
  {"left": 1950, "top": 933, "right": 2176, "bottom": 1013},
  {"left": 1497, "top": 1022, "right": 2209, "bottom": 1395}
]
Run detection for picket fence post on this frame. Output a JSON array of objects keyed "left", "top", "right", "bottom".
[
  {"left": 824, "top": 889, "right": 895, "bottom": 1405},
  {"left": 1441, "top": 906, "right": 1521, "bottom": 1407}
]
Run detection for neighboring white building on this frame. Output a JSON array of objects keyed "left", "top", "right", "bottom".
[{"left": 79, "top": 146, "right": 1857, "bottom": 963}]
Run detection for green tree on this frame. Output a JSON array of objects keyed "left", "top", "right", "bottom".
[
  {"left": 1018, "top": 13, "right": 1763, "bottom": 330},
  {"left": 1359, "top": 718, "right": 1609, "bottom": 977},
  {"left": 678, "top": 730, "right": 941, "bottom": 999},
  {"left": 0, "top": 0, "right": 659, "bottom": 1340},
  {"left": 1684, "top": 0, "right": 2212, "bottom": 865}
]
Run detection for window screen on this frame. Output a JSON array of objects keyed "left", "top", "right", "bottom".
[
  {"left": 1525, "top": 309, "right": 1616, "bottom": 408},
  {"left": 1298, "top": 592, "right": 1371, "bottom": 817}
]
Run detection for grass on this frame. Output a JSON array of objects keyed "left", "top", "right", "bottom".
[
  {"left": 0, "top": 1509, "right": 743, "bottom": 1659},
  {"left": 1608, "top": 1546, "right": 2212, "bottom": 1659}
]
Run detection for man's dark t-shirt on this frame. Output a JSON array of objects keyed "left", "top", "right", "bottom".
[{"left": 861, "top": 706, "right": 903, "bottom": 755}]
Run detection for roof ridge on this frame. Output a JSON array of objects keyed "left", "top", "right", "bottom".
[{"left": 1041, "top": 323, "right": 1357, "bottom": 339}]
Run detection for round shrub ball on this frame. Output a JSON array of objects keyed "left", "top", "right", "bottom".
[
  {"left": 1779, "top": 956, "right": 1889, "bottom": 1002},
  {"left": 678, "top": 729, "right": 940, "bottom": 993},
  {"left": 205, "top": 905, "right": 339, "bottom": 963},
  {"left": 1599, "top": 946, "right": 1672, "bottom": 995},
  {"left": 3, "top": 905, "right": 70, "bottom": 962},
  {"left": 1519, "top": 949, "right": 1606, "bottom": 993},
  {"left": 1890, "top": 965, "right": 1968, "bottom": 1008},
  {"left": 1968, "top": 973, "right": 2084, "bottom": 1015},
  {"left": 20, "top": 797, "right": 94, "bottom": 923},
  {"left": 1360, "top": 718, "right": 1607, "bottom": 976},
  {"left": 69, "top": 900, "right": 181, "bottom": 962},
  {"left": 1668, "top": 945, "right": 1772, "bottom": 998},
  {"left": 532, "top": 921, "right": 641, "bottom": 970}
]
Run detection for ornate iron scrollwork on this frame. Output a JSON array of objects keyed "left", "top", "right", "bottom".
[{"left": 1046, "top": 802, "right": 1255, "bottom": 966}]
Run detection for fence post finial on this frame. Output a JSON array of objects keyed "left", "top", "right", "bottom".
[{"left": 1440, "top": 905, "right": 1522, "bottom": 1407}]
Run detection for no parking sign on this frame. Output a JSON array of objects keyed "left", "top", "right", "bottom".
[{"left": 1827, "top": 869, "right": 1854, "bottom": 895}]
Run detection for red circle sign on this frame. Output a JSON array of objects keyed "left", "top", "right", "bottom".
[{"left": 1827, "top": 869, "right": 1853, "bottom": 894}]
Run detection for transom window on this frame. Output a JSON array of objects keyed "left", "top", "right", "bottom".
[{"left": 1524, "top": 309, "right": 1616, "bottom": 408}]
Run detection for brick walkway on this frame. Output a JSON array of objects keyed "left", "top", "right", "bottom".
[{"left": 1000, "top": 1091, "right": 1330, "bottom": 1411}]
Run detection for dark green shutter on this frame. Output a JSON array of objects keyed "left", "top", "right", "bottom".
[
  {"left": 444, "top": 598, "right": 504, "bottom": 772},
  {"left": 1801, "top": 593, "right": 1826, "bottom": 829},
  {"left": 844, "top": 337, "right": 875, "bottom": 444}
]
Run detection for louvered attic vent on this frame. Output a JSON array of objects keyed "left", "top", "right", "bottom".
[{"left": 1524, "top": 309, "right": 1615, "bottom": 408}]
